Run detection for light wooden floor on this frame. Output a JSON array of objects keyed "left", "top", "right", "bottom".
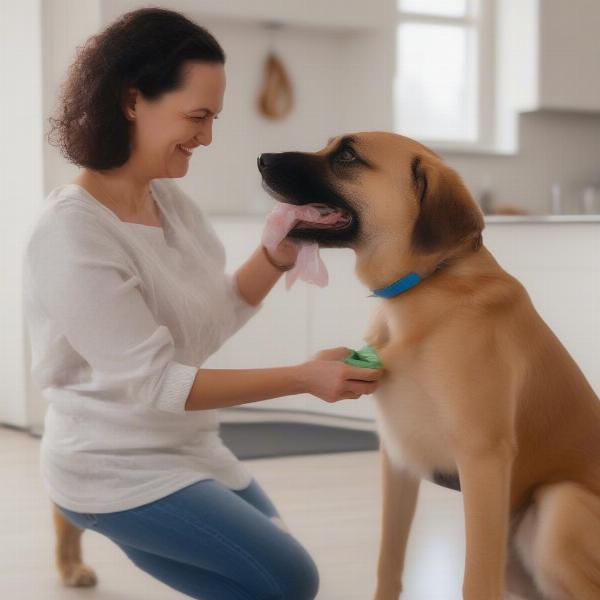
[{"left": 0, "top": 422, "right": 468, "bottom": 600}]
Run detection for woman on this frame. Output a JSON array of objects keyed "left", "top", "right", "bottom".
[{"left": 22, "top": 7, "right": 384, "bottom": 600}]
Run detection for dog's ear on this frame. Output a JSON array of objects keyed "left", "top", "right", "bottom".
[{"left": 410, "top": 155, "right": 484, "bottom": 254}]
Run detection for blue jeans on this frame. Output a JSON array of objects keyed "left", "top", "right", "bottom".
[{"left": 57, "top": 478, "right": 319, "bottom": 600}]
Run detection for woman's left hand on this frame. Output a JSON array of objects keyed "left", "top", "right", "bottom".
[{"left": 266, "top": 238, "right": 300, "bottom": 269}]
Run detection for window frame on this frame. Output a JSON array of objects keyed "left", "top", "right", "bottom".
[{"left": 394, "top": 0, "right": 497, "bottom": 153}]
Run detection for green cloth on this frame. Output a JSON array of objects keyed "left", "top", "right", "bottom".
[{"left": 343, "top": 345, "right": 383, "bottom": 369}]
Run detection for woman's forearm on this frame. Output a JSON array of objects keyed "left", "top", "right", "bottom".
[
  {"left": 234, "top": 244, "right": 285, "bottom": 306},
  {"left": 184, "top": 365, "right": 305, "bottom": 411}
]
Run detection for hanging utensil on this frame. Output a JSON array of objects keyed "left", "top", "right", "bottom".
[{"left": 257, "top": 22, "right": 294, "bottom": 120}]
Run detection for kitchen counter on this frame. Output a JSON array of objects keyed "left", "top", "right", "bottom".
[
  {"left": 206, "top": 212, "right": 600, "bottom": 224},
  {"left": 484, "top": 214, "right": 600, "bottom": 224}
]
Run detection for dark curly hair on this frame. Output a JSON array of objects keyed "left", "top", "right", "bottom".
[{"left": 48, "top": 7, "right": 225, "bottom": 170}]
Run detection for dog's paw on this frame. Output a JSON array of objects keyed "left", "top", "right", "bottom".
[
  {"left": 60, "top": 562, "right": 98, "bottom": 587},
  {"left": 373, "top": 583, "right": 402, "bottom": 600}
]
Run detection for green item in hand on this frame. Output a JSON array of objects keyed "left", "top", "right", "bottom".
[{"left": 344, "top": 345, "right": 383, "bottom": 369}]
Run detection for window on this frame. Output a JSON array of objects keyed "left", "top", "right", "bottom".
[{"left": 394, "top": 0, "right": 494, "bottom": 149}]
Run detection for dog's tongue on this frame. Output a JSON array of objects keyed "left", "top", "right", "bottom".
[{"left": 261, "top": 203, "right": 344, "bottom": 289}]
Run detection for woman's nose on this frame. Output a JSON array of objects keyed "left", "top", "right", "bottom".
[
  {"left": 257, "top": 153, "right": 277, "bottom": 173},
  {"left": 196, "top": 121, "right": 213, "bottom": 146},
  {"left": 203, "top": 125, "right": 212, "bottom": 146}
]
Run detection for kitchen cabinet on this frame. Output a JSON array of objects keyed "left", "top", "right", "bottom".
[
  {"left": 500, "top": 0, "right": 600, "bottom": 113},
  {"left": 537, "top": 0, "right": 600, "bottom": 112},
  {"left": 483, "top": 221, "right": 600, "bottom": 394},
  {"left": 209, "top": 216, "right": 600, "bottom": 422}
]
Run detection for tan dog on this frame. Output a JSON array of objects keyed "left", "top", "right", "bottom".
[{"left": 258, "top": 132, "right": 600, "bottom": 600}]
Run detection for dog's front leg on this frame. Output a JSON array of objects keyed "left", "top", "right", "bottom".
[
  {"left": 456, "top": 442, "right": 514, "bottom": 600},
  {"left": 52, "top": 503, "right": 97, "bottom": 587},
  {"left": 374, "top": 445, "right": 420, "bottom": 600}
]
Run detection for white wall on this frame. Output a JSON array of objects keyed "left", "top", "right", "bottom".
[
  {"left": 446, "top": 110, "right": 600, "bottom": 215},
  {"left": 44, "top": 1, "right": 600, "bottom": 218},
  {"left": 11, "top": 0, "right": 102, "bottom": 430},
  {"left": 99, "top": 2, "right": 600, "bottom": 218},
  {"left": 0, "top": 0, "right": 44, "bottom": 427},
  {"left": 41, "top": 0, "right": 101, "bottom": 194}
]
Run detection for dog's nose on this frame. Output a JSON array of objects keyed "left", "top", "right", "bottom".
[{"left": 257, "top": 153, "right": 277, "bottom": 173}]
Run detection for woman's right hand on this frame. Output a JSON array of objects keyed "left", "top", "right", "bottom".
[{"left": 298, "top": 346, "right": 385, "bottom": 403}]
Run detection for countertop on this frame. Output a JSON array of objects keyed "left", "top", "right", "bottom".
[
  {"left": 206, "top": 212, "right": 600, "bottom": 224},
  {"left": 483, "top": 214, "right": 600, "bottom": 224}
]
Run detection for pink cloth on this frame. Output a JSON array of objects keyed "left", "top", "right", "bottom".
[{"left": 261, "top": 203, "right": 345, "bottom": 290}]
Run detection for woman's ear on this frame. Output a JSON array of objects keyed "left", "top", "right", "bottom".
[
  {"left": 122, "top": 86, "right": 138, "bottom": 121},
  {"left": 410, "top": 155, "right": 484, "bottom": 254}
]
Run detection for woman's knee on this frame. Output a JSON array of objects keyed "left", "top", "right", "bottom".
[{"left": 272, "top": 539, "right": 320, "bottom": 600}]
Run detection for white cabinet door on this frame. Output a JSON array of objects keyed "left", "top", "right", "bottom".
[
  {"left": 483, "top": 224, "right": 600, "bottom": 395},
  {"left": 503, "top": 0, "right": 600, "bottom": 113},
  {"left": 538, "top": 0, "right": 600, "bottom": 112},
  {"left": 206, "top": 219, "right": 311, "bottom": 411}
]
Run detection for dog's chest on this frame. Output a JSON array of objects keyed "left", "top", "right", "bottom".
[{"left": 374, "top": 374, "right": 460, "bottom": 489}]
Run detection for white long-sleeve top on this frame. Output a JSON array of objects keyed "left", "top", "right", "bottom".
[{"left": 22, "top": 178, "right": 263, "bottom": 513}]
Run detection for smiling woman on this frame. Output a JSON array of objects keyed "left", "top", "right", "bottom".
[{"left": 26, "top": 7, "right": 339, "bottom": 600}]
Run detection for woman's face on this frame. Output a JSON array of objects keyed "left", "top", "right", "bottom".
[{"left": 128, "top": 60, "right": 225, "bottom": 179}]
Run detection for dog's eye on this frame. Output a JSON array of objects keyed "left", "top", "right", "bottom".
[{"left": 337, "top": 147, "right": 357, "bottom": 163}]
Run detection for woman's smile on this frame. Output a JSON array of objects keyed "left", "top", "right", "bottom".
[{"left": 177, "top": 144, "right": 194, "bottom": 157}]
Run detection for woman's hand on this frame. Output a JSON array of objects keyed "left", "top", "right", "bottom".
[
  {"left": 311, "top": 346, "right": 352, "bottom": 362},
  {"left": 297, "top": 346, "right": 385, "bottom": 403},
  {"left": 235, "top": 241, "right": 300, "bottom": 306},
  {"left": 265, "top": 238, "right": 300, "bottom": 269}
]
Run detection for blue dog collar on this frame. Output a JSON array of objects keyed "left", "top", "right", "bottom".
[{"left": 369, "top": 271, "right": 422, "bottom": 298}]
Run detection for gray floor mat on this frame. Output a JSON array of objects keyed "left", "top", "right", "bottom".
[{"left": 219, "top": 421, "right": 379, "bottom": 459}]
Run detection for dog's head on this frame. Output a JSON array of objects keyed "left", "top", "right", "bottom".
[{"left": 258, "top": 132, "right": 484, "bottom": 285}]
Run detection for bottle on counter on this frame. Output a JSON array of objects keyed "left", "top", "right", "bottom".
[
  {"left": 581, "top": 183, "right": 600, "bottom": 214},
  {"left": 479, "top": 188, "right": 494, "bottom": 214},
  {"left": 550, "top": 183, "right": 562, "bottom": 214}
]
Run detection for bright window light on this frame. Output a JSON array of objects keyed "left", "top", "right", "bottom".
[
  {"left": 394, "top": 22, "right": 477, "bottom": 142},
  {"left": 398, "top": 0, "right": 469, "bottom": 18}
]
